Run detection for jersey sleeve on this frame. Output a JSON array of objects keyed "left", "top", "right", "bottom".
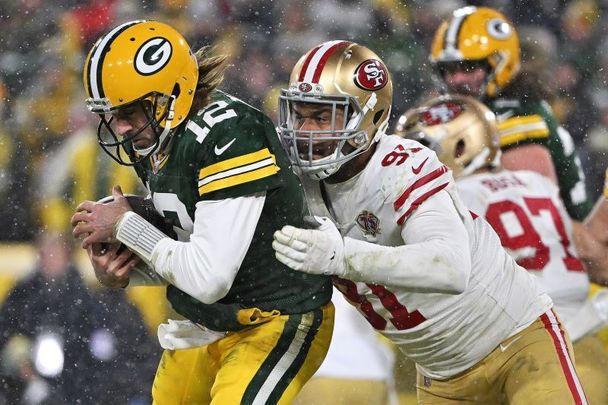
[
  {"left": 454, "top": 178, "right": 490, "bottom": 217},
  {"left": 496, "top": 101, "right": 555, "bottom": 151},
  {"left": 389, "top": 144, "right": 453, "bottom": 226},
  {"left": 189, "top": 101, "right": 285, "bottom": 201}
]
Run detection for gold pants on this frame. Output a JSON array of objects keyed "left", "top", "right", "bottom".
[
  {"left": 152, "top": 302, "right": 334, "bottom": 405},
  {"left": 416, "top": 310, "right": 588, "bottom": 404},
  {"left": 574, "top": 333, "right": 608, "bottom": 404}
]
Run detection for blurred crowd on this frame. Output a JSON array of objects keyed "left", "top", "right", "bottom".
[
  {"left": 0, "top": 231, "right": 160, "bottom": 404},
  {"left": 2, "top": 0, "right": 608, "bottom": 240},
  {"left": 1, "top": 0, "right": 608, "bottom": 402}
]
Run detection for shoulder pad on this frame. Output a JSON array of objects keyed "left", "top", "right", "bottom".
[{"left": 373, "top": 136, "right": 453, "bottom": 224}]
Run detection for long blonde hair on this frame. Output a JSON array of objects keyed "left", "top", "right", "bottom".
[{"left": 190, "top": 46, "right": 229, "bottom": 113}]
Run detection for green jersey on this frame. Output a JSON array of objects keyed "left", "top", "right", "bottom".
[
  {"left": 132, "top": 90, "right": 332, "bottom": 331},
  {"left": 488, "top": 97, "right": 591, "bottom": 220}
]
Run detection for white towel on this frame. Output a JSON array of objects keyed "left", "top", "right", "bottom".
[{"left": 157, "top": 319, "right": 226, "bottom": 350}]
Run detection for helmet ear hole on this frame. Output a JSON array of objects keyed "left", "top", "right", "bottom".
[
  {"left": 172, "top": 83, "right": 181, "bottom": 98},
  {"left": 373, "top": 109, "right": 384, "bottom": 125},
  {"left": 455, "top": 139, "right": 465, "bottom": 159}
]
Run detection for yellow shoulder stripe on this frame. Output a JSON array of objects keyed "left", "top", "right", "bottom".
[
  {"left": 498, "top": 114, "right": 549, "bottom": 146},
  {"left": 497, "top": 114, "right": 545, "bottom": 130},
  {"left": 199, "top": 164, "right": 279, "bottom": 195},
  {"left": 198, "top": 148, "right": 280, "bottom": 195},
  {"left": 199, "top": 148, "right": 275, "bottom": 179}
]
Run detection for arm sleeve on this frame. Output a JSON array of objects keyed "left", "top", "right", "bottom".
[
  {"left": 342, "top": 189, "right": 471, "bottom": 294},
  {"left": 150, "top": 192, "right": 266, "bottom": 303}
]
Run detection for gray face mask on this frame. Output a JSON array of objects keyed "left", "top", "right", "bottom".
[{"left": 277, "top": 90, "right": 380, "bottom": 180}]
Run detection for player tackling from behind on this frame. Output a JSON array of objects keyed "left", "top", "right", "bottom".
[{"left": 272, "top": 40, "right": 588, "bottom": 404}]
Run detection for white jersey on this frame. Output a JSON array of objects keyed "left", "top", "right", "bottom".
[
  {"left": 456, "top": 169, "right": 589, "bottom": 329},
  {"left": 302, "top": 135, "right": 552, "bottom": 379}
]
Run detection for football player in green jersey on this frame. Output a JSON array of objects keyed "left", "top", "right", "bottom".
[
  {"left": 428, "top": 6, "right": 591, "bottom": 221},
  {"left": 71, "top": 20, "right": 333, "bottom": 404}
]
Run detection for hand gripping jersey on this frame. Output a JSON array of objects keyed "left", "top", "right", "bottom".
[
  {"left": 131, "top": 90, "right": 332, "bottom": 330},
  {"left": 488, "top": 97, "right": 591, "bottom": 220},
  {"left": 456, "top": 169, "right": 589, "bottom": 331},
  {"left": 303, "top": 135, "right": 552, "bottom": 379}
]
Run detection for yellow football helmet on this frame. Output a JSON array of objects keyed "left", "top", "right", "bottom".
[
  {"left": 278, "top": 41, "right": 393, "bottom": 180},
  {"left": 395, "top": 95, "right": 500, "bottom": 178},
  {"left": 83, "top": 20, "right": 198, "bottom": 165},
  {"left": 430, "top": 6, "right": 520, "bottom": 98}
]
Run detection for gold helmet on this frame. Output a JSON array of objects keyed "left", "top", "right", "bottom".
[
  {"left": 278, "top": 41, "right": 393, "bottom": 180},
  {"left": 430, "top": 6, "right": 520, "bottom": 98},
  {"left": 83, "top": 20, "right": 198, "bottom": 165},
  {"left": 395, "top": 94, "right": 500, "bottom": 178}
]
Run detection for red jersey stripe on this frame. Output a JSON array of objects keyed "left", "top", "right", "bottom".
[
  {"left": 394, "top": 165, "right": 448, "bottom": 211},
  {"left": 540, "top": 310, "right": 588, "bottom": 405},
  {"left": 397, "top": 182, "right": 449, "bottom": 225}
]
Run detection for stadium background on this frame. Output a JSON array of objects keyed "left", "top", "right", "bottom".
[{"left": 1, "top": 0, "right": 607, "bottom": 402}]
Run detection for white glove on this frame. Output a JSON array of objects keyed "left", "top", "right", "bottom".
[
  {"left": 157, "top": 319, "right": 226, "bottom": 350},
  {"left": 272, "top": 216, "right": 348, "bottom": 277}
]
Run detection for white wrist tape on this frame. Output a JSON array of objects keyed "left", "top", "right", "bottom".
[{"left": 114, "top": 211, "right": 168, "bottom": 265}]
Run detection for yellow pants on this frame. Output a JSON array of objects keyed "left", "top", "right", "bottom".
[
  {"left": 416, "top": 310, "right": 588, "bottom": 404},
  {"left": 574, "top": 333, "right": 608, "bottom": 404},
  {"left": 152, "top": 303, "right": 334, "bottom": 405}
]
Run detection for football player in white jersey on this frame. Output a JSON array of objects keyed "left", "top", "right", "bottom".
[
  {"left": 397, "top": 94, "right": 608, "bottom": 403},
  {"left": 272, "top": 41, "right": 589, "bottom": 404}
]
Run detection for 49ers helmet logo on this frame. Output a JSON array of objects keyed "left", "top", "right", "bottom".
[
  {"left": 135, "top": 37, "right": 173, "bottom": 75},
  {"left": 354, "top": 59, "right": 388, "bottom": 91},
  {"left": 422, "top": 102, "right": 463, "bottom": 125},
  {"left": 298, "top": 82, "right": 313, "bottom": 92}
]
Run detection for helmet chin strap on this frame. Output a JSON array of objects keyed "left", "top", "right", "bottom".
[
  {"left": 133, "top": 95, "right": 176, "bottom": 157},
  {"left": 346, "top": 93, "right": 377, "bottom": 132},
  {"left": 461, "top": 147, "right": 492, "bottom": 177}
]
